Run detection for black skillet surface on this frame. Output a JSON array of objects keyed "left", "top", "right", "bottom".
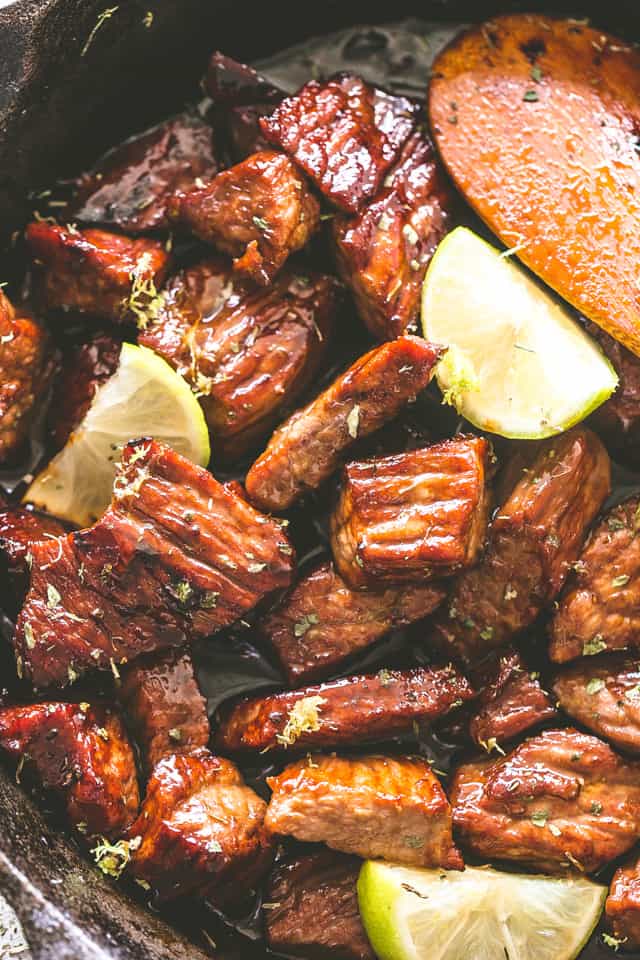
[{"left": 1, "top": 2, "right": 640, "bottom": 958}]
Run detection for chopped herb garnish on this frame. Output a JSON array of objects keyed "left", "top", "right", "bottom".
[
  {"left": 142, "top": 10, "right": 153, "bottom": 27},
  {"left": 276, "top": 696, "right": 325, "bottom": 747},
  {"left": 591, "top": 800, "right": 603, "bottom": 815},
  {"left": 24, "top": 623, "right": 35, "bottom": 650},
  {"left": 346, "top": 404, "right": 360, "bottom": 439},
  {"left": 200, "top": 591, "right": 219, "bottom": 609},
  {"left": 293, "top": 613, "right": 319, "bottom": 638},
  {"left": 602, "top": 932, "right": 628, "bottom": 951},
  {"left": 530, "top": 65, "right": 543, "bottom": 82},
  {"left": 404, "top": 835, "right": 424, "bottom": 849},
  {"left": 46, "top": 584, "right": 62, "bottom": 609},
  {"left": 583, "top": 635, "right": 607, "bottom": 656},
  {"left": 612, "top": 574, "right": 630, "bottom": 587},
  {"left": 91, "top": 836, "right": 140, "bottom": 878},
  {"left": 530, "top": 810, "right": 549, "bottom": 827},
  {"left": 171, "top": 579, "right": 193, "bottom": 604},
  {"left": 81, "top": 6, "right": 119, "bottom": 56},
  {"left": 168, "top": 728, "right": 182, "bottom": 742},
  {"left": 252, "top": 215, "right": 270, "bottom": 232},
  {"left": 523, "top": 89, "right": 539, "bottom": 102},
  {"left": 586, "top": 678, "right": 605, "bottom": 695},
  {"left": 247, "top": 562, "right": 267, "bottom": 573}
]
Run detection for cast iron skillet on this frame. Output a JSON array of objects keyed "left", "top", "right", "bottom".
[{"left": 0, "top": 1, "right": 639, "bottom": 957}]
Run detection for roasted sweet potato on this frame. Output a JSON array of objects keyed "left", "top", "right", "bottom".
[{"left": 429, "top": 15, "right": 640, "bottom": 355}]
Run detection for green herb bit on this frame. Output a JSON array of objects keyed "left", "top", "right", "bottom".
[
  {"left": 91, "top": 836, "right": 140, "bottom": 879},
  {"left": 590, "top": 800, "right": 603, "bottom": 815},
  {"left": 530, "top": 65, "right": 543, "bottom": 83},
  {"left": 252, "top": 215, "right": 270, "bottom": 232},
  {"left": 530, "top": 810, "right": 549, "bottom": 827},
  {"left": 81, "top": 6, "right": 119, "bottom": 56},
  {"left": 293, "top": 613, "right": 319, "bottom": 638},
  {"left": 523, "top": 89, "right": 539, "bottom": 102},
  {"left": 586, "top": 678, "right": 605, "bottom": 695},
  {"left": 612, "top": 574, "right": 630, "bottom": 587},
  {"left": 583, "top": 635, "right": 607, "bottom": 656}
]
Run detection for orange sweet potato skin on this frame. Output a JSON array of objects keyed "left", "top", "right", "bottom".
[{"left": 429, "top": 15, "right": 640, "bottom": 355}]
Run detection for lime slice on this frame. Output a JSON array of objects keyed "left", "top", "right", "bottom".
[
  {"left": 358, "top": 861, "right": 606, "bottom": 960},
  {"left": 421, "top": 226, "right": 618, "bottom": 438},
  {"left": 25, "top": 343, "right": 210, "bottom": 526}
]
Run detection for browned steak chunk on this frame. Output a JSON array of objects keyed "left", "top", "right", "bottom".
[
  {"left": 119, "top": 649, "right": 210, "bottom": 773},
  {"left": 431, "top": 428, "right": 610, "bottom": 664},
  {"left": 205, "top": 52, "right": 282, "bottom": 161},
  {"left": 260, "top": 75, "right": 417, "bottom": 212},
  {"left": 71, "top": 113, "right": 218, "bottom": 234},
  {"left": 331, "top": 436, "right": 490, "bottom": 589},
  {"left": 0, "top": 500, "right": 68, "bottom": 605},
  {"left": 14, "top": 439, "right": 294, "bottom": 687},
  {"left": 25, "top": 222, "right": 170, "bottom": 325},
  {"left": 266, "top": 753, "right": 462, "bottom": 869},
  {"left": 607, "top": 853, "right": 640, "bottom": 949},
  {"left": 553, "top": 654, "right": 640, "bottom": 755},
  {"left": 260, "top": 560, "right": 445, "bottom": 685},
  {"left": 586, "top": 320, "right": 640, "bottom": 468},
  {"left": 245, "top": 335, "right": 442, "bottom": 512},
  {"left": 49, "top": 333, "right": 121, "bottom": 448},
  {"left": 549, "top": 497, "right": 640, "bottom": 663},
  {"left": 215, "top": 664, "right": 473, "bottom": 754},
  {"left": 0, "top": 702, "right": 139, "bottom": 838},
  {"left": 128, "top": 748, "right": 273, "bottom": 902},
  {"left": 451, "top": 727, "right": 640, "bottom": 874},
  {"left": 333, "top": 128, "right": 452, "bottom": 340},
  {"left": 264, "top": 850, "right": 374, "bottom": 960},
  {"left": 171, "top": 151, "right": 320, "bottom": 286},
  {"left": 139, "top": 259, "right": 337, "bottom": 461}
]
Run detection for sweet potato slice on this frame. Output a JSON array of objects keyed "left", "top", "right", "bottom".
[{"left": 429, "top": 15, "right": 640, "bottom": 355}]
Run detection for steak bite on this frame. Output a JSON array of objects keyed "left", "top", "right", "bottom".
[
  {"left": 139, "top": 259, "right": 337, "bottom": 461},
  {"left": 128, "top": 748, "right": 273, "bottom": 902},
  {"left": 265, "top": 753, "right": 463, "bottom": 868},
  {"left": 330, "top": 436, "right": 490, "bottom": 589},
  {"left": 553, "top": 655, "right": 640, "bottom": 755},
  {"left": 607, "top": 853, "right": 640, "bottom": 949},
  {"left": 586, "top": 321, "right": 640, "bottom": 468},
  {"left": 264, "top": 850, "right": 374, "bottom": 960},
  {"left": 0, "top": 289, "right": 54, "bottom": 463},
  {"left": 25, "top": 222, "right": 170, "bottom": 325},
  {"left": 431, "top": 428, "right": 610, "bottom": 665},
  {"left": 549, "top": 497, "right": 640, "bottom": 663},
  {"left": 119, "top": 649, "right": 210, "bottom": 774},
  {"left": 0, "top": 500, "right": 68, "bottom": 605},
  {"left": 71, "top": 113, "right": 218, "bottom": 234},
  {"left": 333, "top": 128, "right": 452, "bottom": 340},
  {"left": 0, "top": 702, "right": 139, "bottom": 838},
  {"left": 49, "top": 333, "right": 121, "bottom": 449},
  {"left": 171, "top": 151, "right": 320, "bottom": 286},
  {"left": 451, "top": 727, "right": 640, "bottom": 874},
  {"left": 260, "top": 75, "right": 417, "bottom": 213},
  {"left": 260, "top": 560, "right": 445, "bottom": 685},
  {"left": 215, "top": 664, "right": 473, "bottom": 754},
  {"left": 14, "top": 439, "right": 294, "bottom": 688},
  {"left": 245, "top": 335, "right": 442, "bottom": 513}
]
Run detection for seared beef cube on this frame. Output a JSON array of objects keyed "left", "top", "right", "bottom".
[
  {"left": 549, "top": 497, "right": 640, "bottom": 663},
  {"left": 0, "top": 500, "right": 68, "bottom": 604},
  {"left": 607, "top": 854, "right": 640, "bottom": 949},
  {"left": 245, "top": 335, "right": 442, "bottom": 512},
  {"left": 261, "top": 561, "right": 445, "bottom": 685},
  {"left": 266, "top": 753, "right": 462, "bottom": 868},
  {"left": 216, "top": 664, "right": 473, "bottom": 754},
  {"left": 171, "top": 151, "right": 320, "bottom": 286},
  {"left": 469, "top": 649, "right": 556, "bottom": 751},
  {"left": 128, "top": 748, "right": 273, "bottom": 902},
  {"left": 50, "top": 333, "right": 121, "bottom": 448},
  {"left": 25, "top": 222, "right": 170, "bottom": 325},
  {"left": 451, "top": 727, "right": 640, "bottom": 874},
  {"left": 119, "top": 649, "right": 209, "bottom": 773},
  {"left": 333, "top": 129, "right": 452, "bottom": 340},
  {"left": 260, "top": 75, "right": 417, "bottom": 213},
  {"left": 431, "top": 428, "right": 610, "bottom": 665},
  {"left": 553, "top": 655, "right": 640, "bottom": 755},
  {"left": 15, "top": 439, "right": 294, "bottom": 688},
  {"left": 0, "top": 702, "right": 139, "bottom": 838},
  {"left": 205, "top": 52, "right": 282, "bottom": 160},
  {"left": 265, "top": 850, "right": 374, "bottom": 960},
  {"left": 586, "top": 321, "right": 640, "bottom": 468},
  {"left": 71, "top": 113, "right": 218, "bottom": 234},
  {"left": 331, "top": 436, "right": 490, "bottom": 589},
  {"left": 139, "top": 259, "right": 337, "bottom": 460},
  {"left": 0, "top": 289, "right": 54, "bottom": 463}
]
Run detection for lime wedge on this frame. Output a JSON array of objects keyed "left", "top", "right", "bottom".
[
  {"left": 358, "top": 861, "right": 606, "bottom": 960},
  {"left": 421, "top": 226, "right": 618, "bottom": 438},
  {"left": 25, "top": 343, "right": 210, "bottom": 526}
]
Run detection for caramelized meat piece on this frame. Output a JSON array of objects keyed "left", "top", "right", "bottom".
[
  {"left": 587, "top": 321, "right": 640, "bottom": 467},
  {"left": 333, "top": 129, "right": 452, "bottom": 340},
  {"left": 49, "top": 333, "right": 121, "bottom": 448},
  {"left": 0, "top": 702, "right": 139, "bottom": 838},
  {"left": 265, "top": 850, "right": 374, "bottom": 960},
  {"left": 261, "top": 560, "right": 445, "bottom": 685},
  {"left": 266, "top": 753, "right": 462, "bottom": 868},
  {"left": 25, "top": 222, "right": 170, "bottom": 324},
  {"left": 128, "top": 748, "right": 273, "bottom": 902},
  {"left": 119, "top": 649, "right": 210, "bottom": 773},
  {"left": 245, "top": 335, "right": 442, "bottom": 512},
  {"left": 331, "top": 436, "right": 490, "bottom": 589},
  {"left": 553, "top": 655, "right": 640, "bottom": 755},
  {"left": 431, "top": 428, "right": 610, "bottom": 664},
  {"left": 15, "top": 439, "right": 294, "bottom": 688},
  {"left": 469, "top": 649, "right": 556, "bottom": 751},
  {"left": 261, "top": 75, "right": 417, "bottom": 212},
  {"left": 216, "top": 664, "right": 473, "bottom": 754},
  {"left": 172, "top": 152, "right": 320, "bottom": 286},
  {"left": 0, "top": 500, "right": 67, "bottom": 605},
  {"left": 451, "top": 727, "right": 640, "bottom": 874},
  {"left": 0, "top": 289, "right": 54, "bottom": 463},
  {"left": 607, "top": 853, "right": 640, "bottom": 949},
  {"left": 139, "top": 259, "right": 337, "bottom": 461},
  {"left": 72, "top": 113, "right": 218, "bottom": 234},
  {"left": 205, "top": 52, "right": 282, "bottom": 161},
  {"left": 549, "top": 497, "right": 640, "bottom": 663}
]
